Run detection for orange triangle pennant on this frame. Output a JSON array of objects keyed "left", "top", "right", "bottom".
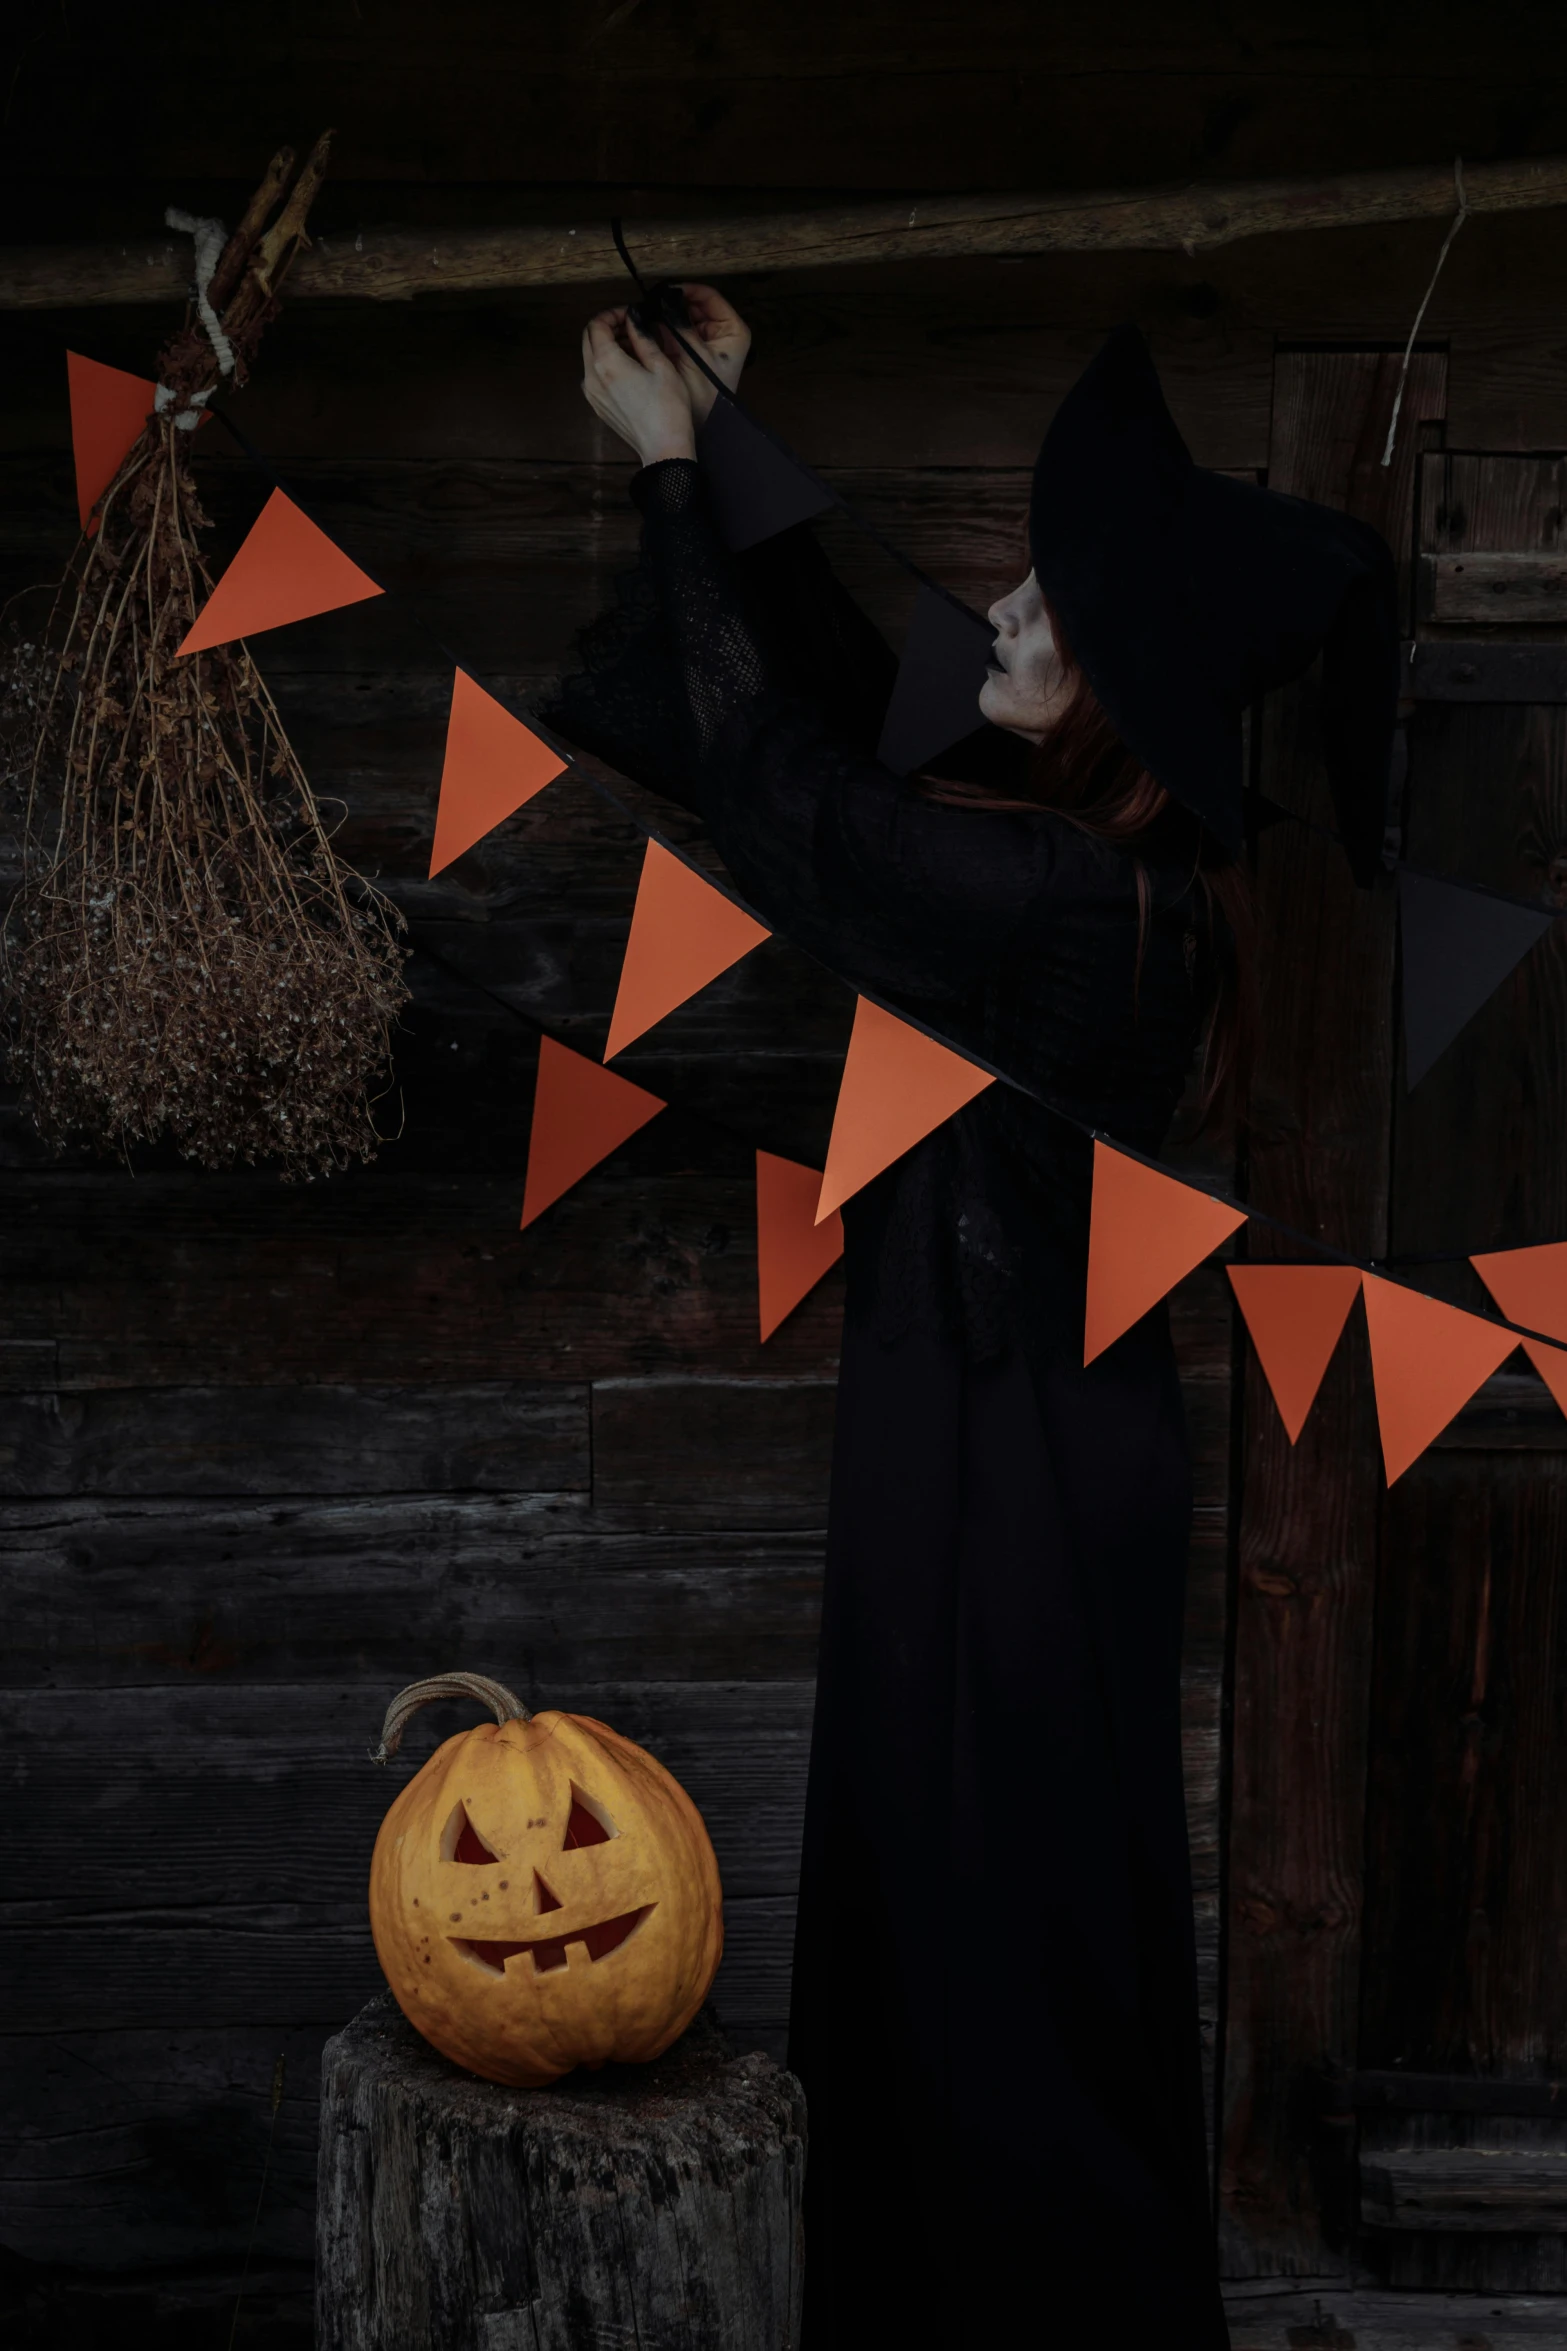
[
  {"left": 67, "top": 352, "right": 156, "bottom": 533},
  {"left": 176, "top": 488, "right": 382, "bottom": 657},
  {"left": 756, "top": 1151, "right": 844, "bottom": 1341},
  {"left": 1522, "top": 1337, "right": 1567, "bottom": 1417},
  {"left": 1084, "top": 1143, "right": 1247, "bottom": 1366},
  {"left": 429, "top": 669, "right": 566, "bottom": 877},
  {"left": 1360, "top": 1273, "right": 1518, "bottom": 1484},
  {"left": 1470, "top": 1239, "right": 1567, "bottom": 1346},
  {"left": 816, "top": 998, "right": 994, "bottom": 1224},
  {"left": 606, "top": 842, "right": 771, "bottom": 1058},
  {"left": 520, "top": 1037, "right": 665, "bottom": 1228},
  {"left": 1227, "top": 1263, "right": 1362, "bottom": 1442}
]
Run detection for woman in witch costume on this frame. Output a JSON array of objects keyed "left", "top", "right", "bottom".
[{"left": 546, "top": 294, "right": 1398, "bottom": 2347}]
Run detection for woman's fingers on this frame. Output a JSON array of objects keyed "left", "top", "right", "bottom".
[
  {"left": 577, "top": 300, "right": 699, "bottom": 463},
  {"left": 678, "top": 282, "right": 750, "bottom": 352},
  {"left": 585, "top": 312, "right": 630, "bottom": 370},
  {"left": 679, "top": 281, "right": 738, "bottom": 330},
  {"left": 622, "top": 313, "right": 675, "bottom": 371},
  {"left": 586, "top": 308, "right": 655, "bottom": 380},
  {"left": 666, "top": 282, "right": 750, "bottom": 406}
]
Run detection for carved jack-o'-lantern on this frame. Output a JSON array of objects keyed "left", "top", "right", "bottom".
[{"left": 369, "top": 1672, "right": 723, "bottom": 2088}]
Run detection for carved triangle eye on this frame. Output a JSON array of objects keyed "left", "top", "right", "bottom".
[
  {"left": 562, "top": 1787, "right": 614, "bottom": 1849},
  {"left": 445, "top": 1802, "right": 501, "bottom": 1865}
]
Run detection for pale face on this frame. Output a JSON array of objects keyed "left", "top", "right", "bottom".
[{"left": 978, "top": 570, "right": 1074, "bottom": 742}]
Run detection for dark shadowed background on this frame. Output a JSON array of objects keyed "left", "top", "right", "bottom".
[{"left": 4, "top": 6, "right": 1567, "bottom": 2345}]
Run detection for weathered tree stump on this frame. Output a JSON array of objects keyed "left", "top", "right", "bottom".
[{"left": 317, "top": 1992, "right": 806, "bottom": 2350}]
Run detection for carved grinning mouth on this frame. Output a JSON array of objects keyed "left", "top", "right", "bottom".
[{"left": 453, "top": 1905, "right": 654, "bottom": 1975}]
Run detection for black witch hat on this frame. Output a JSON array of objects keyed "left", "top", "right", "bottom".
[{"left": 1029, "top": 326, "right": 1400, "bottom": 882}]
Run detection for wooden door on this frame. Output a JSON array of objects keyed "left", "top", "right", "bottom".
[
  {"left": 1221, "top": 360, "right": 1567, "bottom": 2300},
  {"left": 1356, "top": 451, "right": 1567, "bottom": 2289}
]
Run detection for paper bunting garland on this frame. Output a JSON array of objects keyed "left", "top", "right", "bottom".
[
  {"left": 1360, "top": 1273, "right": 1517, "bottom": 1483},
  {"left": 606, "top": 842, "right": 771, "bottom": 1059},
  {"left": 1227, "top": 1263, "right": 1362, "bottom": 1442},
  {"left": 1399, "top": 870, "right": 1551, "bottom": 1087},
  {"left": 429, "top": 668, "right": 566, "bottom": 877},
  {"left": 520, "top": 1037, "right": 666, "bottom": 1228},
  {"left": 816, "top": 997, "right": 994, "bottom": 1223},
  {"left": 697, "top": 395, "right": 836, "bottom": 552},
  {"left": 105, "top": 338, "right": 1567, "bottom": 1485},
  {"left": 1084, "top": 1144, "right": 1247, "bottom": 1366},
  {"left": 177, "top": 488, "right": 383, "bottom": 657},
  {"left": 756, "top": 1151, "right": 845, "bottom": 1340},
  {"left": 1518, "top": 1337, "right": 1567, "bottom": 1416},
  {"left": 67, "top": 351, "right": 155, "bottom": 533},
  {"left": 1247, "top": 792, "right": 1296, "bottom": 842},
  {"left": 1471, "top": 1240, "right": 1567, "bottom": 1419},
  {"left": 876, "top": 586, "right": 998, "bottom": 777},
  {"left": 1470, "top": 1239, "right": 1567, "bottom": 1344}
]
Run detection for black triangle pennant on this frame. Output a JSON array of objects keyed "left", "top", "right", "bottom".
[
  {"left": 876, "top": 585, "right": 996, "bottom": 776},
  {"left": 1246, "top": 790, "right": 1295, "bottom": 839},
  {"left": 696, "top": 397, "right": 836, "bottom": 553},
  {"left": 1399, "top": 869, "right": 1552, "bottom": 1088}
]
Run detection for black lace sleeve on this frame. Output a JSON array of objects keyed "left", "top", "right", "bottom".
[
  {"left": 541, "top": 465, "right": 892, "bottom": 799},
  {"left": 688, "top": 482, "right": 899, "bottom": 756},
  {"left": 544, "top": 460, "right": 1054, "bottom": 1010}
]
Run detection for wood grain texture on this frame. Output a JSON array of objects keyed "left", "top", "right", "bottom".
[
  {"left": 1407, "top": 643, "right": 1567, "bottom": 701},
  {"left": 1359, "top": 2125, "right": 1567, "bottom": 2290},
  {"left": 1424, "top": 553, "right": 1567, "bottom": 626},
  {"left": 1394, "top": 706, "right": 1567, "bottom": 1249},
  {"left": 0, "top": 1681, "right": 813, "bottom": 2042},
  {"left": 315, "top": 1996, "right": 804, "bottom": 2351},
  {"left": 1, "top": 1495, "right": 826, "bottom": 1687},
  {"left": 0, "top": 2025, "right": 324, "bottom": 2271},
  {"left": 0, "top": 1163, "right": 845, "bottom": 1386},
  {"left": 1343, "top": 2074, "right": 1567, "bottom": 2117},
  {"left": 1421, "top": 452, "right": 1567, "bottom": 554},
  {"left": 0, "top": 1383, "right": 590, "bottom": 1498},
  {"left": 0, "top": 0, "right": 1562, "bottom": 195},
  {"left": 1219, "top": 349, "right": 1445, "bottom": 2277},
  {"left": 589, "top": 1379, "right": 836, "bottom": 1529},
  {"left": 9, "top": 154, "right": 1566, "bottom": 309},
  {"left": 1358, "top": 437, "right": 1567, "bottom": 2293},
  {"left": 1360, "top": 2118, "right": 1567, "bottom": 2235},
  {"left": 1223, "top": 2278, "right": 1567, "bottom": 2346},
  {"left": 8, "top": 46, "right": 1567, "bottom": 2329}
]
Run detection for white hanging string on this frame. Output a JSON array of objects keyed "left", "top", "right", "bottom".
[
  {"left": 165, "top": 206, "right": 235, "bottom": 377},
  {"left": 1380, "top": 158, "right": 1468, "bottom": 469},
  {"left": 154, "top": 382, "right": 215, "bottom": 432}
]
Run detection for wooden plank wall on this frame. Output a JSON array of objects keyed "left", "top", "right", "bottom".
[
  {"left": 1356, "top": 452, "right": 1567, "bottom": 2297},
  {"left": 1219, "top": 349, "right": 1445, "bottom": 2272},
  {"left": 3, "top": 3, "right": 1564, "bottom": 207},
  {"left": 4, "top": 8, "right": 1567, "bottom": 2342}
]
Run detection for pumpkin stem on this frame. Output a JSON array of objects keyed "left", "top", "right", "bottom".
[{"left": 370, "top": 1672, "right": 531, "bottom": 1765}]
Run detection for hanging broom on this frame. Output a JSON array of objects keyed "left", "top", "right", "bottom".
[{"left": 1, "top": 135, "right": 409, "bottom": 1180}]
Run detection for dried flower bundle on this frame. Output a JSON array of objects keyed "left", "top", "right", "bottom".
[{"left": 1, "top": 136, "right": 409, "bottom": 1180}]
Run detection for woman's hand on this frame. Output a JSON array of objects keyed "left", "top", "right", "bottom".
[
  {"left": 581, "top": 309, "right": 697, "bottom": 466},
  {"left": 657, "top": 283, "right": 752, "bottom": 423}
]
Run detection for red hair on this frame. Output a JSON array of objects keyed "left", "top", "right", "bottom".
[{"left": 920, "top": 608, "right": 1254, "bottom": 1127}]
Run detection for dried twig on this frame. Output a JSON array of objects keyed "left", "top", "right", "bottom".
[{"left": 0, "top": 138, "right": 407, "bottom": 1179}]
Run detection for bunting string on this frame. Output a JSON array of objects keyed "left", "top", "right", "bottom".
[
  {"left": 59, "top": 340, "right": 1567, "bottom": 1398},
  {"left": 195, "top": 397, "right": 1567, "bottom": 1310},
  {"left": 609, "top": 218, "right": 995, "bottom": 629}
]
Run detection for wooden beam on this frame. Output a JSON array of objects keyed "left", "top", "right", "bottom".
[{"left": 5, "top": 152, "right": 1566, "bottom": 310}]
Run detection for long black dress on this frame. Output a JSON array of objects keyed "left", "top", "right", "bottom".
[{"left": 547, "top": 458, "right": 1231, "bottom": 2348}]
